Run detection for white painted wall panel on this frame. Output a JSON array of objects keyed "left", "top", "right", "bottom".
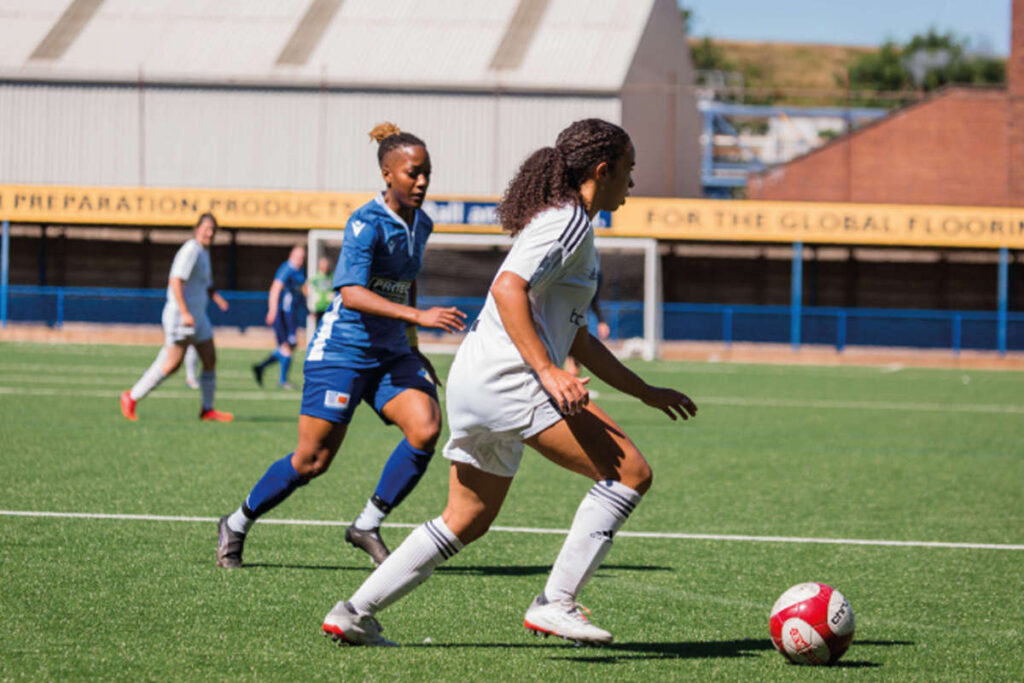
[
  {"left": 0, "top": 83, "right": 140, "bottom": 185},
  {"left": 322, "top": 91, "right": 500, "bottom": 195},
  {"left": 1, "top": 83, "right": 619, "bottom": 195},
  {"left": 495, "top": 95, "right": 621, "bottom": 189},
  {"left": 142, "top": 87, "right": 321, "bottom": 189}
]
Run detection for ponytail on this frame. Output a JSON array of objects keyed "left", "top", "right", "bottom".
[{"left": 496, "top": 119, "right": 631, "bottom": 236}]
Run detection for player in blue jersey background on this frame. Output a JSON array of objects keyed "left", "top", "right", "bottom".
[
  {"left": 217, "top": 122, "right": 466, "bottom": 569},
  {"left": 252, "top": 244, "right": 308, "bottom": 389}
]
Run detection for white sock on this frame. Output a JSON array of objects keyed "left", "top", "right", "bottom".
[
  {"left": 348, "top": 516, "right": 463, "bottom": 615},
  {"left": 184, "top": 346, "right": 198, "bottom": 383},
  {"left": 130, "top": 348, "right": 169, "bottom": 401},
  {"left": 227, "top": 506, "right": 254, "bottom": 535},
  {"left": 353, "top": 498, "right": 387, "bottom": 531},
  {"left": 200, "top": 370, "right": 216, "bottom": 411},
  {"left": 543, "top": 480, "right": 642, "bottom": 604}
]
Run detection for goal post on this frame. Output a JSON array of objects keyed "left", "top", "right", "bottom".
[{"left": 307, "top": 229, "right": 662, "bottom": 360}]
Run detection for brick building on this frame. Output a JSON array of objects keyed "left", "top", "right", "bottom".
[{"left": 748, "top": 0, "right": 1023, "bottom": 207}]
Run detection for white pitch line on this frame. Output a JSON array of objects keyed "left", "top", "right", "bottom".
[
  {"left": 0, "top": 387, "right": 297, "bottom": 401},
  {"left": 1, "top": 510, "right": 1021, "bottom": 551},
  {"left": 596, "top": 393, "right": 1024, "bottom": 415},
  {"left": 1, "top": 384, "right": 1023, "bottom": 415}
]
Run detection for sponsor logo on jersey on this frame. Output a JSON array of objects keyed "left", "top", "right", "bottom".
[
  {"left": 569, "top": 308, "right": 586, "bottom": 326},
  {"left": 324, "top": 390, "right": 350, "bottom": 409},
  {"left": 368, "top": 277, "right": 411, "bottom": 303},
  {"left": 351, "top": 220, "right": 366, "bottom": 238}
]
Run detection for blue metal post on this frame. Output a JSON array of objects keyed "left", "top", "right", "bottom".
[
  {"left": 723, "top": 306, "right": 733, "bottom": 347},
  {"left": 701, "top": 110, "right": 715, "bottom": 183},
  {"left": 952, "top": 313, "right": 962, "bottom": 356},
  {"left": 836, "top": 309, "right": 847, "bottom": 352},
  {"left": 56, "top": 288, "right": 65, "bottom": 329},
  {"left": 997, "top": 247, "right": 1008, "bottom": 356},
  {"left": 791, "top": 242, "right": 803, "bottom": 350},
  {"left": 1, "top": 220, "right": 9, "bottom": 328}
]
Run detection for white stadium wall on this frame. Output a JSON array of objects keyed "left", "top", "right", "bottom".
[{"left": 0, "top": 81, "right": 618, "bottom": 196}]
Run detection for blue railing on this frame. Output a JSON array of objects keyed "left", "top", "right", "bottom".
[{"left": 3, "top": 285, "right": 1022, "bottom": 353}]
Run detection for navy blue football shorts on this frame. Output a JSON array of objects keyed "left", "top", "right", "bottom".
[
  {"left": 274, "top": 310, "right": 299, "bottom": 347},
  {"left": 300, "top": 351, "right": 437, "bottom": 425}
]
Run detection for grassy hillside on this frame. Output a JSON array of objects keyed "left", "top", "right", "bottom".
[{"left": 693, "top": 40, "right": 906, "bottom": 107}]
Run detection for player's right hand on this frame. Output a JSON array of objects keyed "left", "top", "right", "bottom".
[
  {"left": 417, "top": 306, "right": 467, "bottom": 333},
  {"left": 265, "top": 310, "right": 276, "bottom": 326},
  {"left": 181, "top": 311, "right": 195, "bottom": 328},
  {"left": 538, "top": 365, "right": 590, "bottom": 416},
  {"left": 641, "top": 385, "right": 698, "bottom": 421}
]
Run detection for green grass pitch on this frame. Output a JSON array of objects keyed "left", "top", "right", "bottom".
[{"left": 1, "top": 341, "right": 1022, "bottom": 680}]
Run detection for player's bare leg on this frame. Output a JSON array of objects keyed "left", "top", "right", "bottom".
[
  {"left": 218, "top": 416, "right": 347, "bottom": 568},
  {"left": 194, "top": 338, "right": 232, "bottom": 421},
  {"left": 347, "top": 389, "right": 442, "bottom": 565},
  {"left": 522, "top": 401, "right": 652, "bottom": 644},
  {"left": 328, "top": 463, "right": 512, "bottom": 645},
  {"left": 121, "top": 341, "right": 188, "bottom": 420}
]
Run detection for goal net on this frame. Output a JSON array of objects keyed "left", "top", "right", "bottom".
[{"left": 307, "top": 229, "right": 662, "bottom": 360}]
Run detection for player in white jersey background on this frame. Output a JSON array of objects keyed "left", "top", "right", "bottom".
[
  {"left": 120, "top": 213, "right": 233, "bottom": 422},
  {"left": 322, "top": 119, "right": 698, "bottom": 647}
]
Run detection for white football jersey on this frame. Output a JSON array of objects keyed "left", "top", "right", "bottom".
[
  {"left": 446, "top": 204, "right": 598, "bottom": 433},
  {"left": 166, "top": 238, "right": 213, "bottom": 314}
]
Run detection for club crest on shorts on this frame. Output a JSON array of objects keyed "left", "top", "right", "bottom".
[{"left": 324, "top": 390, "right": 350, "bottom": 409}]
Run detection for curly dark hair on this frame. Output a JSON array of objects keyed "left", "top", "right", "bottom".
[
  {"left": 496, "top": 119, "right": 631, "bottom": 236},
  {"left": 368, "top": 121, "right": 426, "bottom": 167}
]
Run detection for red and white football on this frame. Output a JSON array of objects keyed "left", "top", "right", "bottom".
[{"left": 769, "top": 582, "right": 855, "bottom": 665}]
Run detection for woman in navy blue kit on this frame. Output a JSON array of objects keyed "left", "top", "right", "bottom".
[{"left": 217, "top": 122, "right": 466, "bottom": 569}]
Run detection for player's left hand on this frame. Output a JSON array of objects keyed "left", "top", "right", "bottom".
[
  {"left": 412, "top": 347, "right": 443, "bottom": 387},
  {"left": 641, "top": 385, "right": 698, "bottom": 421},
  {"left": 214, "top": 294, "right": 229, "bottom": 312},
  {"left": 416, "top": 306, "right": 468, "bottom": 333}
]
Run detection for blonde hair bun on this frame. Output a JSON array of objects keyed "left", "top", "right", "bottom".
[{"left": 368, "top": 122, "right": 402, "bottom": 144}]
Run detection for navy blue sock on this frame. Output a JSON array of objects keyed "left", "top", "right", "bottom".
[
  {"left": 278, "top": 354, "right": 292, "bottom": 385},
  {"left": 244, "top": 454, "right": 306, "bottom": 518},
  {"left": 373, "top": 439, "right": 434, "bottom": 510},
  {"left": 256, "top": 351, "right": 280, "bottom": 371}
]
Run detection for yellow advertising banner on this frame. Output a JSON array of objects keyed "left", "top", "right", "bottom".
[
  {"left": 607, "top": 197, "right": 1024, "bottom": 249},
  {"left": 2, "top": 184, "right": 1022, "bottom": 249},
  {"left": 0, "top": 184, "right": 374, "bottom": 229}
]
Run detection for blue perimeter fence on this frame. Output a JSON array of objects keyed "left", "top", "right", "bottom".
[{"left": 4, "top": 285, "right": 1023, "bottom": 353}]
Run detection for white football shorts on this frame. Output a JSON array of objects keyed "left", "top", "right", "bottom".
[
  {"left": 162, "top": 301, "right": 213, "bottom": 345},
  {"left": 442, "top": 399, "right": 563, "bottom": 478}
]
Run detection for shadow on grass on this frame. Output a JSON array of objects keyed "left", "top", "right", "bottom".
[
  {"left": 405, "top": 638, "right": 910, "bottom": 665},
  {"left": 436, "top": 563, "right": 672, "bottom": 577},
  {"left": 228, "top": 415, "right": 296, "bottom": 424},
  {"left": 405, "top": 638, "right": 772, "bottom": 660},
  {"left": 242, "top": 563, "right": 372, "bottom": 572},
  {"left": 240, "top": 563, "right": 671, "bottom": 575}
]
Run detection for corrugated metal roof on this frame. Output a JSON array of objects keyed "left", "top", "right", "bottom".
[{"left": 0, "top": 0, "right": 658, "bottom": 92}]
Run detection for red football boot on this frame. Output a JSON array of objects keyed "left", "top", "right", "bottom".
[{"left": 120, "top": 391, "right": 138, "bottom": 421}]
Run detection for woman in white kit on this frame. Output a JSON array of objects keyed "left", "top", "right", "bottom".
[
  {"left": 120, "top": 212, "right": 233, "bottom": 422},
  {"left": 322, "top": 119, "right": 698, "bottom": 646}
]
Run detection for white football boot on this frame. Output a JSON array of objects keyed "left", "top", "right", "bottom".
[
  {"left": 322, "top": 601, "right": 398, "bottom": 647},
  {"left": 523, "top": 595, "right": 613, "bottom": 644}
]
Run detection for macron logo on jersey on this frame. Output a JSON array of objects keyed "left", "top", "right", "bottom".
[
  {"left": 324, "top": 390, "right": 350, "bottom": 410},
  {"left": 352, "top": 221, "right": 366, "bottom": 238}
]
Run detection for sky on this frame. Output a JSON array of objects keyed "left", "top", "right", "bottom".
[{"left": 679, "top": 0, "right": 1011, "bottom": 56}]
